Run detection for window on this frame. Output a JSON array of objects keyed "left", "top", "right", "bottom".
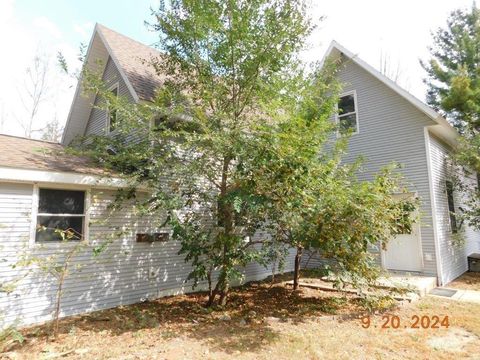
[
  {"left": 35, "top": 189, "right": 86, "bottom": 242},
  {"left": 107, "top": 85, "right": 119, "bottom": 133},
  {"left": 337, "top": 91, "right": 358, "bottom": 135},
  {"left": 152, "top": 114, "right": 168, "bottom": 131},
  {"left": 446, "top": 181, "right": 457, "bottom": 233}
]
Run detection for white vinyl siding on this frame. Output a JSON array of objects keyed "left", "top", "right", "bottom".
[
  {"left": 0, "top": 185, "right": 296, "bottom": 327},
  {"left": 428, "top": 134, "right": 480, "bottom": 284},
  {"left": 333, "top": 56, "right": 438, "bottom": 275},
  {"left": 84, "top": 57, "right": 134, "bottom": 137}
]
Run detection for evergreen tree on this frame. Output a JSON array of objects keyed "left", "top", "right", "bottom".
[
  {"left": 422, "top": 4, "right": 480, "bottom": 132},
  {"left": 422, "top": 4, "right": 480, "bottom": 230}
]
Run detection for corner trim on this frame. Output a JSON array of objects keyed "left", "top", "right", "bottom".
[{"left": 424, "top": 126, "right": 444, "bottom": 285}]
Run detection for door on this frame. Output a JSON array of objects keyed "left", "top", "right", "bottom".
[{"left": 383, "top": 194, "right": 423, "bottom": 272}]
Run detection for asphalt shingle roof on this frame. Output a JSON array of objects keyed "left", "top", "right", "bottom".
[
  {"left": 0, "top": 134, "right": 109, "bottom": 175},
  {"left": 98, "top": 24, "right": 164, "bottom": 101}
]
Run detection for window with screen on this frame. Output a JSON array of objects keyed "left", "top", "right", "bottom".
[
  {"left": 446, "top": 181, "right": 457, "bottom": 233},
  {"left": 35, "top": 189, "right": 86, "bottom": 242},
  {"left": 108, "top": 86, "right": 118, "bottom": 133},
  {"left": 337, "top": 92, "right": 358, "bottom": 134}
]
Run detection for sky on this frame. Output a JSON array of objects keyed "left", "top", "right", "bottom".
[{"left": 0, "top": 0, "right": 474, "bottom": 139}]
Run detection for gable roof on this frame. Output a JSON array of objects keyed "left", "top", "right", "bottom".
[
  {"left": 63, "top": 27, "right": 458, "bottom": 147},
  {"left": 97, "top": 24, "right": 163, "bottom": 102},
  {"left": 62, "top": 24, "right": 164, "bottom": 145},
  {"left": 322, "top": 41, "right": 459, "bottom": 145},
  {"left": 0, "top": 134, "right": 108, "bottom": 176}
]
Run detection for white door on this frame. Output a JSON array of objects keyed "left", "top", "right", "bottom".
[{"left": 383, "top": 195, "right": 423, "bottom": 272}]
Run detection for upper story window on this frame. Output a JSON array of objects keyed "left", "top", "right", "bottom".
[
  {"left": 337, "top": 91, "right": 359, "bottom": 135},
  {"left": 445, "top": 180, "right": 457, "bottom": 233},
  {"left": 107, "top": 84, "right": 119, "bottom": 133},
  {"left": 35, "top": 188, "right": 86, "bottom": 242}
]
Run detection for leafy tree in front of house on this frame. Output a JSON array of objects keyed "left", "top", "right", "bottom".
[
  {"left": 243, "top": 67, "right": 418, "bottom": 290},
  {"left": 77, "top": 0, "right": 316, "bottom": 307},
  {"left": 75, "top": 0, "right": 418, "bottom": 307},
  {"left": 422, "top": 4, "right": 480, "bottom": 230}
]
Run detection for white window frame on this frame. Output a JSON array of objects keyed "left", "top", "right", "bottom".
[
  {"left": 445, "top": 180, "right": 457, "bottom": 234},
  {"left": 106, "top": 82, "right": 119, "bottom": 134},
  {"left": 30, "top": 183, "right": 90, "bottom": 247},
  {"left": 335, "top": 90, "right": 359, "bottom": 136}
]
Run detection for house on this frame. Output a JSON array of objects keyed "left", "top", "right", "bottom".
[{"left": 0, "top": 24, "right": 478, "bottom": 328}]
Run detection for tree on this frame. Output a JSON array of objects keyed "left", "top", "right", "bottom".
[
  {"left": 422, "top": 4, "right": 480, "bottom": 230},
  {"left": 13, "top": 228, "right": 86, "bottom": 339},
  {"left": 77, "top": 0, "right": 415, "bottom": 306},
  {"left": 379, "top": 49, "right": 410, "bottom": 90},
  {"left": 41, "top": 115, "right": 63, "bottom": 142},
  {"left": 422, "top": 4, "right": 480, "bottom": 131},
  {"left": 17, "top": 52, "right": 51, "bottom": 138},
  {"left": 244, "top": 67, "right": 418, "bottom": 290},
  {"left": 78, "top": 0, "right": 315, "bottom": 307}
]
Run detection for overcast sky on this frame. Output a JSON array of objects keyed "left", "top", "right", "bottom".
[{"left": 0, "top": 0, "right": 474, "bottom": 139}]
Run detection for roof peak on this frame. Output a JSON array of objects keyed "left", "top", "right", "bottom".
[
  {"left": 323, "top": 40, "right": 458, "bottom": 144},
  {"left": 95, "top": 23, "right": 160, "bottom": 53}
]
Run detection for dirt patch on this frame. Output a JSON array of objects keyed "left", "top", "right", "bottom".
[
  {"left": 3, "top": 278, "right": 480, "bottom": 359},
  {"left": 447, "top": 272, "right": 480, "bottom": 291},
  {"left": 427, "top": 327, "right": 478, "bottom": 352},
  {"left": 2, "top": 278, "right": 380, "bottom": 359}
]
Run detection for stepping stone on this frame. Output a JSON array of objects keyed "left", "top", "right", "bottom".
[{"left": 429, "top": 288, "right": 457, "bottom": 297}]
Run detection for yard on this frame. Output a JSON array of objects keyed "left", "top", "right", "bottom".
[
  {"left": 2, "top": 274, "right": 480, "bottom": 360},
  {"left": 447, "top": 272, "right": 480, "bottom": 291}
]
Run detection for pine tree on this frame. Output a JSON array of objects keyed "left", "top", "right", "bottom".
[
  {"left": 422, "top": 4, "right": 480, "bottom": 132},
  {"left": 423, "top": 4, "right": 480, "bottom": 230}
]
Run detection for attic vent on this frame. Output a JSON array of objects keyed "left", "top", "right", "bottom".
[{"left": 136, "top": 232, "right": 169, "bottom": 243}]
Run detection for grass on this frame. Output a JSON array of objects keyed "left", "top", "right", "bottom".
[
  {"left": 447, "top": 272, "right": 480, "bottom": 291},
  {"left": 2, "top": 275, "right": 480, "bottom": 359}
]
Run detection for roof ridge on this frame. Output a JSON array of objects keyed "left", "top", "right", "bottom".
[
  {"left": 0, "top": 133, "right": 62, "bottom": 145},
  {"left": 96, "top": 23, "right": 161, "bottom": 56}
]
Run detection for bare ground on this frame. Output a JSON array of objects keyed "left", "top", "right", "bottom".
[
  {"left": 447, "top": 272, "right": 480, "bottom": 291},
  {"left": 2, "top": 275, "right": 480, "bottom": 360}
]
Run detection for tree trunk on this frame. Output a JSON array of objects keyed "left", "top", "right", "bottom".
[
  {"left": 53, "top": 267, "right": 67, "bottom": 339},
  {"left": 219, "top": 282, "right": 229, "bottom": 306},
  {"left": 206, "top": 279, "right": 221, "bottom": 307},
  {"left": 293, "top": 246, "right": 303, "bottom": 291},
  {"left": 207, "top": 268, "right": 213, "bottom": 302},
  {"left": 206, "top": 269, "right": 226, "bottom": 307}
]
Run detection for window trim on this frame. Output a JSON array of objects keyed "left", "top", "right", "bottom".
[
  {"left": 106, "top": 82, "right": 119, "bottom": 134},
  {"left": 335, "top": 90, "right": 359, "bottom": 136},
  {"left": 30, "top": 184, "right": 90, "bottom": 247},
  {"left": 445, "top": 180, "right": 457, "bottom": 234}
]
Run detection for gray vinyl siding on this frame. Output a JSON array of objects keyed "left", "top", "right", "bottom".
[
  {"left": 84, "top": 56, "right": 134, "bottom": 137},
  {"left": 335, "top": 57, "right": 437, "bottom": 275},
  {"left": 0, "top": 184, "right": 295, "bottom": 327},
  {"left": 428, "top": 134, "right": 480, "bottom": 284}
]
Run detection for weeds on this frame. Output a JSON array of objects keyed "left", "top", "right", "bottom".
[{"left": 0, "top": 325, "right": 24, "bottom": 352}]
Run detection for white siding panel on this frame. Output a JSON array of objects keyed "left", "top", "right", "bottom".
[
  {"left": 0, "top": 187, "right": 295, "bottom": 327},
  {"left": 428, "top": 134, "right": 480, "bottom": 284},
  {"left": 336, "top": 58, "right": 437, "bottom": 275},
  {"left": 84, "top": 56, "right": 135, "bottom": 137}
]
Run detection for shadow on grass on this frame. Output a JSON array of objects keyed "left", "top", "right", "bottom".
[{"left": 16, "top": 277, "right": 371, "bottom": 355}]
